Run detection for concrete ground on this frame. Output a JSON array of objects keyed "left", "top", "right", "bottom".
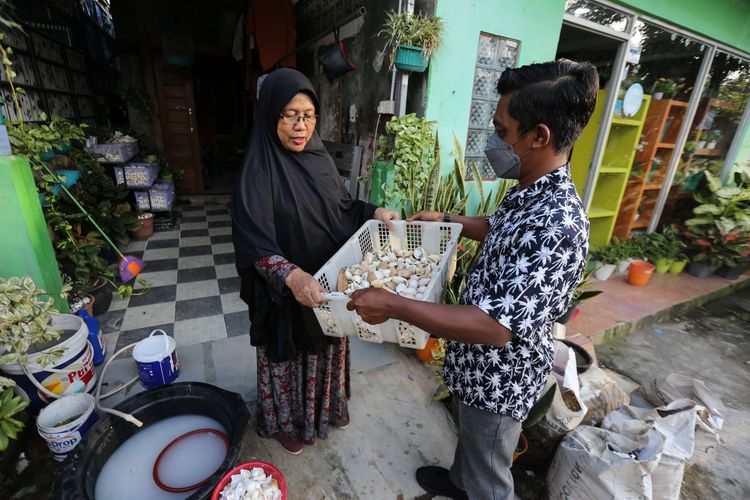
[{"left": 597, "top": 286, "right": 750, "bottom": 500}]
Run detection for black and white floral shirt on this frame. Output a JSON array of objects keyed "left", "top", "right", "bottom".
[{"left": 444, "top": 165, "right": 589, "bottom": 422}]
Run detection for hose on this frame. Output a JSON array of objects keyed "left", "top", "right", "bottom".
[{"left": 94, "top": 342, "right": 143, "bottom": 427}]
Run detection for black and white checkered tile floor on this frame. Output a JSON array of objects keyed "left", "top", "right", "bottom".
[{"left": 99, "top": 199, "right": 250, "bottom": 353}]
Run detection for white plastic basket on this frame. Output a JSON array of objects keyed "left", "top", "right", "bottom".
[{"left": 313, "top": 220, "right": 462, "bottom": 349}]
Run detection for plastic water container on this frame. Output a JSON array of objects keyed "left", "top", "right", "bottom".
[{"left": 77, "top": 310, "right": 105, "bottom": 366}]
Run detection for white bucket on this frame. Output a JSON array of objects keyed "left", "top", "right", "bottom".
[
  {"left": 37, "top": 393, "right": 97, "bottom": 461},
  {"left": 0, "top": 314, "right": 96, "bottom": 407},
  {"left": 132, "top": 330, "right": 180, "bottom": 389}
]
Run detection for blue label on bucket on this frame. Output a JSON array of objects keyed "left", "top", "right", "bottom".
[
  {"left": 137, "top": 351, "right": 180, "bottom": 389},
  {"left": 41, "top": 407, "right": 97, "bottom": 461}
]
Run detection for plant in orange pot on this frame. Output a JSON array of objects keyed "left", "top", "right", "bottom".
[{"left": 416, "top": 337, "right": 443, "bottom": 363}]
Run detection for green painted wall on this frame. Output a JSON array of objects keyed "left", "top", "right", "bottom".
[
  {"left": 426, "top": 0, "right": 567, "bottom": 211},
  {"left": 616, "top": 0, "right": 750, "bottom": 53},
  {"left": 0, "top": 156, "right": 67, "bottom": 311}
]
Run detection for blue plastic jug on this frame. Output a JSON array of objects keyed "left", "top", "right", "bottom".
[{"left": 77, "top": 310, "right": 105, "bottom": 366}]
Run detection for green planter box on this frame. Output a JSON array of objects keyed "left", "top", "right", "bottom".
[{"left": 394, "top": 45, "right": 428, "bottom": 73}]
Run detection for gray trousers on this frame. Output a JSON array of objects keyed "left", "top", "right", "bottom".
[{"left": 449, "top": 397, "right": 522, "bottom": 500}]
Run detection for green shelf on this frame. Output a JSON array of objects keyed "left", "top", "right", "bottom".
[
  {"left": 611, "top": 117, "right": 643, "bottom": 127},
  {"left": 589, "top": 207, "right": 616, "bottom": 218},
  {"left": 570, "top": 89, "right": 652, "bottom": 246}
]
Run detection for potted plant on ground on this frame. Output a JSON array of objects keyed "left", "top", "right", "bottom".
[
  {"left": 379, "top": 10, "right": 444, "bottom": 73},
  {"left": 644, "top": 232, "right": 673, "bottom": 273},
  {"left": 590, "top": 245, "right": 618, "bottom": 280},
  {"left": 131, "top": 212, "right": 155, "bottom": 240},
  {"left": 663, "top": 225, "right": 689, "bottom": 274},
  {"left": 0, "top": 277, "right": 75, "bottom": 402},
  {"left": 0, "top": 385, "right": 29, "bottom": 456},
  {"left": 683, "top": 170, "right": 750, "bottom": 277}
]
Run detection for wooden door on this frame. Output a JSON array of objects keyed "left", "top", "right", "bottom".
[{"left": 153, "top": 56, "right": 203, "bottom": 193}]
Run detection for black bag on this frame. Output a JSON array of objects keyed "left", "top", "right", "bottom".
[{"left": 318, "top": 28, "right": 355, "bottom": 81}]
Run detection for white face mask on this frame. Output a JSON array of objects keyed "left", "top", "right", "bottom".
[{"left": 484, "top": 131, "right": 532, "bottom": 179}]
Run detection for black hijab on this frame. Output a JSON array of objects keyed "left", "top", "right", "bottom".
[{"left": 231, "top": 68, "right": 375, "bottom": 361}]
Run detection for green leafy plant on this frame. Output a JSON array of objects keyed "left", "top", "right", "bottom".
[
  {"left": 651, "top": 78, "right": 678, "bottom": 97},
  {"left": 590, "top": 244, "right": 620, "bottom": 265},
  {"left": 0, "top": 277, "right": 71, "bottom": 382},
  {"left": 382, "top": 114, "right": 437, "bottom": 215},
  {"left": 0, "top": 386, "right": 28, "bottom": 451},
  {"left": 102, "top": 270, "right": 152, "bottom": 299},
  {"left": 379, "top": 10, "right": 444, "bottom": 69},
  {"left": 683, "top": 171, "right": 750, "bottom": 268},
  {"left": 570, "top": 266, "right": 603, "bottom": 309}
]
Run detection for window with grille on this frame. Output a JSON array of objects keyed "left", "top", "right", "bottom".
[{"left": 465, "top": 33, "right": 520, "bottom": 180}]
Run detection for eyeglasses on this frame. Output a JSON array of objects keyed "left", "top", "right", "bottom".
[{"left": 279, "top": 113, "right": 318, "bottom": 125}]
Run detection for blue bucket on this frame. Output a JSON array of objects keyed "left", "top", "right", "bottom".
[{"left": 132, "top": 330, "right": 180, "bottom": 389}]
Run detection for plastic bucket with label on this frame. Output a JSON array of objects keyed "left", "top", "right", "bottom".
[
  {"left": 0, "top": 314, "right": 96, "bottom": 410},
  {"left": 37, "top": 393, "right": 97, "bottom": 461},
  {"left": 132, "top": 330, "right": 180, "bottom": 389}
]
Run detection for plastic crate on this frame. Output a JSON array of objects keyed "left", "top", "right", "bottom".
[
  {"left": 313, "top": 220, "right": 462, "bottom": 349},
  {"left": 84, "top": 141, "right": 139, "bottom": 163},
  {"left": 113, "top": 162, "right": 160, "bottom": 188},
  {"left": 134, "top": 180, "right": 175, "bottom": 211}
]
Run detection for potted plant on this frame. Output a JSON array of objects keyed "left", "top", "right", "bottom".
[
  {"left": 661, "top": 225, "right": 689, "bottom": 274},
  {"left": 611, "top": 237, "right": 634, "bottom": 273},
  {"left": 379, "top": 10, "right": 444, "bottom": 73},
  {"left": 590, "top": 245, "right": 618, "bottom": 280},
  {"left": 706, "top": 129, "right": 722, "bottom": 150},
  {"left": 683, "top": 171, "right": 750, "bottom": 277},
  {"left": 0, "top": 277, "right": 76, "bottom": 402},
  {"left": 643, "top": 232, "right": 673, "bottom": 273},
  {"left": 651, "top": 78, "right": 678, "bottom": 100},
  {"left": 0, "top": 385, "right": 29, "bottom": 456},
  {"left": 131, "top": 212, "right": 155, "bottom": 240}
]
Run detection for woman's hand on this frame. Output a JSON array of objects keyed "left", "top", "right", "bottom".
[
  {"left": 285, "top": 268, "right": 326, "bottom": 308},
  {"left": 407, "top": 211, "right": 443, "bottom": 222},
  {"left": 374, "top": 207, "right": 400, "bottom": 230}
]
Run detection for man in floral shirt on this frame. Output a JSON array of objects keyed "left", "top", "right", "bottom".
[{"left": 348, "top": 59, "right": 597, "bottom": 499}]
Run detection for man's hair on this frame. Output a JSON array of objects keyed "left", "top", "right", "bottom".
[{"left": 496, "top": 59, "right": 599, "bottom": 153}]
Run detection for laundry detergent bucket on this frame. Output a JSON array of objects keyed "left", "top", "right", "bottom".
[
  {"left": 37, "top": 393, "right": 97, "bottom": 461},
  {"left": 132, "top": 330, "right": 180, "bottom": 389},
  {"left": 0, "top": 314, "right": 96, "bottom": 410}
]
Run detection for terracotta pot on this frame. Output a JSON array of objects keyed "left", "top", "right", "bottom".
[
  {"left": 513, "top": 432, "right": 528, "bottom": 462},
  {"left": 85, "top": 295, "right": 95, "bottom": 316},
  {"left": 628, "top": 260, "right": 655, "bottom": 286},
  {"left": 416, "top": 337, "right": 440, "bottom": 363},
  {"left": 131, "top": 213, "right": 155, "bottom": 240}
]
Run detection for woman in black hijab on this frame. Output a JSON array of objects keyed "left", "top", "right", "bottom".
[{"left": 232, "top": 68, "right": 398, "bottom": 455}]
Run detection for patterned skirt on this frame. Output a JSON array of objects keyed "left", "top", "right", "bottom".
[{"left": 255, "top": 337, "right": 351, "bottom": 444}]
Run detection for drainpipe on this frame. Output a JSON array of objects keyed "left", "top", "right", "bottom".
[{"left": 394, "top": 0, "right": 415, "bottom": 117}]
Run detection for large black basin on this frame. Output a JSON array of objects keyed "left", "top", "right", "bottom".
[{"left": 54, "top": 382, "right": 250, "bottom": 499}]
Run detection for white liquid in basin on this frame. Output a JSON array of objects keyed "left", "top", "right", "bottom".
[{"left": 95, "top": 414, "right": 227, "bottom": 500}]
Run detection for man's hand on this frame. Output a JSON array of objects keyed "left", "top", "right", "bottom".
[
  {"left": 346, "top": 288, "right": 400, "bottom": 324},
  {"left": 285, "top": 268, "right": 326, "bottom": 308},
  {"left": 407, "top": 211, "right": 443, "bottom": 222},
  {"left": 374, "top": 207, "right": 400, "bottom": 230}
]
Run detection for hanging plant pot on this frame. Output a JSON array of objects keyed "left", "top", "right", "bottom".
[
  {"left": 394, "top": 45, "right": 429, "bottom": 73},
  {"left": 55, "top": 169, "right": 81, "bottom": 188},
  {"left": 40, "top": 148, "right": 56, "bottom": 161},
  {"left": 56, "top": 141, "right": 71, "bottom": 154}
]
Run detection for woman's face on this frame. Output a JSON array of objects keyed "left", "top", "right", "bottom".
[{"left": 277, "top": 92, "right": 317, "bottom": 153}]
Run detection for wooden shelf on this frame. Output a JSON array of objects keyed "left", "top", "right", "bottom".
[
  {"left": 657, "top": 143, "right": 676, "bottom": 149},
  {"left": 632, "top": 219, "right": 651, "bottom": 229},
  {"left": 644, "top": 183, "right": 663, "bottom": 190},
  {"left": 693, "top": 148, "right": 724, "bottom": 157}
]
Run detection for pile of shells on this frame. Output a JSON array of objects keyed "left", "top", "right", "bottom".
[{"left": 337, "top": 247, "right": 441, "bottom": 300}]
